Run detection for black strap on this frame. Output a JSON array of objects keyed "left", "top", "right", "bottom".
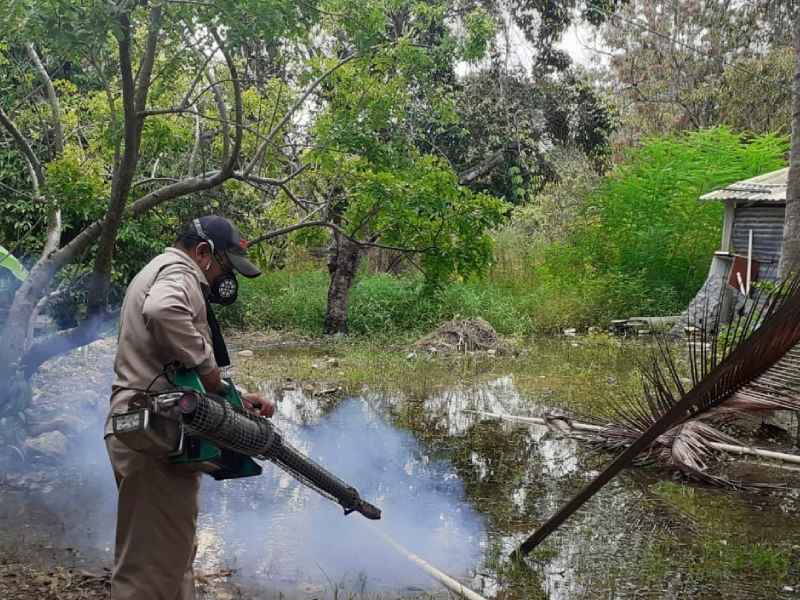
[{"left": 205, "top": 300, "right": 230, "bottom": 367}]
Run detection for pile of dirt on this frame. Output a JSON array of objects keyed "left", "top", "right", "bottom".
[{"left": 414, "top": 317, "right": 517, "bottom": 355}]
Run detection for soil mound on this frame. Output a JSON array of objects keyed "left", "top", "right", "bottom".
[{"left": 414, "top": 317, "right": 516, "bottom": 355}]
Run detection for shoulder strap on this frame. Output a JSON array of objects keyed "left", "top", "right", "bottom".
[{"left": 205, "top": 301, "right": 230, "bottom": 368}]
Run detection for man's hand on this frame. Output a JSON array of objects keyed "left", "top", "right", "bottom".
[
  {"left": 241, "top": 392, "right": 275, "bottom": 418},
  {"left": 199, "top": 367, "right": 222, "bottom": 394}
]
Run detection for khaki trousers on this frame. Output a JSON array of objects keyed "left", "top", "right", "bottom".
[{"left": 105, "top": 435, "right": 203, "bottom": 600}]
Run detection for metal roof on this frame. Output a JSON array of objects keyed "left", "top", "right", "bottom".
[{"left": 699, "top": 167, "right": 788, "bottom": 203}]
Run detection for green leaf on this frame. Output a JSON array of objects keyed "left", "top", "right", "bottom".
[{"left": 0, "top": 245, "right": 28, "bottom": 281}]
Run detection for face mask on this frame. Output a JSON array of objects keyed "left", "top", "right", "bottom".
[{"left": 208, "top": 271, "right": 239, "bottom": 306}]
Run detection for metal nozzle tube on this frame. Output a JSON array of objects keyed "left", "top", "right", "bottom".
[{"left": 177, "top": 391, "right": 381, "bottom": 519}]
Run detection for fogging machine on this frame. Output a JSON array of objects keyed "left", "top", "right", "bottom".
[{"left": 112, "top": 370, "right": 381, "bottom": 520}]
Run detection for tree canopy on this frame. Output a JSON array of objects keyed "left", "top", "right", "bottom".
[{"left": 0, "top": 0, "right": 620, "bottom": 400}]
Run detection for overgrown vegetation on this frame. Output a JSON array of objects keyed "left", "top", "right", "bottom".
[{"left": 220, "top": 128, "right": 788, "bottom": 336}]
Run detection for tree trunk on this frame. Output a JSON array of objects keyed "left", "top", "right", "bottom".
[
  {"left": 0, "top": 258, "right": 63, "bottom": 406},
  {"left": 323, "top": 233, "right": 361, "bottom": 335},
  {"left": 778, "top": 11, "right": 800, "bottom": 280},
  {"left": 87, "top": 8, "right": 159, "bottom": 317}
]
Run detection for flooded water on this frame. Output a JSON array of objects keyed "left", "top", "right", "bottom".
[{"left": 1, "top": 339, "right": 800, "bottom": 599}]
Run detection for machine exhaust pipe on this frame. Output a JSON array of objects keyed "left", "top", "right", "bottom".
[{"left": 178, "top": 391, "right": 381, "bottom": 520}]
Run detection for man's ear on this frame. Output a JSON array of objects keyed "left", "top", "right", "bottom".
[
  {"left": 192, "top": 241, "right": 212, "bottom": 265},
  {"left": 198, "top": 241, "right": 212, "bottom": 258}
]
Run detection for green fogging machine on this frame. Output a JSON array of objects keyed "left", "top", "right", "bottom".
[{"left": 112, "top": 370, "right": 381, "bottom": 520}]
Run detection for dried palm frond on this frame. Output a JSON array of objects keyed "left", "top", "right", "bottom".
[
  {"left": 705, "top": 345, "right": 800, "bottom": 416},
  {"left": 571, "top": 332, "right": 800, "bottom": 492},
  {"left": 513, "top": 273, "right": 800, "bottom": 557}
]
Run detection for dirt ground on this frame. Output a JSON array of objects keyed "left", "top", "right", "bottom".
[
  {"left": 0, "top": 564, "right": 268, "bottom": 600},
  {"left": 0, "top": 564, "right": 109, "bottom": 600}
]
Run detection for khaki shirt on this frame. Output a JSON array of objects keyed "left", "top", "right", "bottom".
[{"left": 104, "top": 248, "right": 216, "bottom": 436}]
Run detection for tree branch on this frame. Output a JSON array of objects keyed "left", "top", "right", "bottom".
[
  {"left": 135, "top": 5, "right": 163, "bottom": 114},
  {"left": 205, "top": 65, "right": 230, "bottom": 164},
  {"left": 189, "top": 111, "right": 202, "bottom": 177},
  {"left": 0, "top": 106, "right": 45, "bottom": 187},
  {"left": 242, "top": 48, "right": 365, "bottom": 177},
  {"left": 25, "top": 43, "right": 63, "bottom": 154},
  {"left": 22, "top": 44, "right": 63, "bottom": 258},
  {"left": 246, "top": 218, "right": 436, "bottom": 254},
  {"left": 457, "top": 149, "right": 507, "bottom": 185},
  {"left": 211, "top": 28, "right": 242, "bottom": 176},
  {"left": 88, "top": 5, "right": 163, "bottom": 315},
  {"left": 21, "top": 310, "right": 119, "bottom": 377}
]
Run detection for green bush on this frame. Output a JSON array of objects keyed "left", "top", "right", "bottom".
[
  {"left": 218, "top": 270, "right": 329, "bottom": 334},
  {"left": 347, "top": 274, "right": 437, "bottom": 336},
  {"left": 572, "top": 127, "right": 788, "bottom": 304}
]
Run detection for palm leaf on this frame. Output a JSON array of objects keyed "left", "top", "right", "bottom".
[{"left": 513, "top": 274, "right": 800, "bottom": 557}]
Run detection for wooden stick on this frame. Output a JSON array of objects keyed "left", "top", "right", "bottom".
[
  {"left": 363, "top": 521, "right": 488, "bottom": 600},
  {"left": 464, "top": 410, "right": 800, "bottom": 465}
]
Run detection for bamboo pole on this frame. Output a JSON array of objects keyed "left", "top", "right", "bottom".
[
  {"left": 362, "top": 521, "right": 488, "bottom": 600},
  {"left": 463, "top": 410, "right": 800, "bottom": 465}
]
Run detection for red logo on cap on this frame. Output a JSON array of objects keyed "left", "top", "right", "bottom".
[{"left": 239, "top": 239, "right": 248, "bottom": 250}]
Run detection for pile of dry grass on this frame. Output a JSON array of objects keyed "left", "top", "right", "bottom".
[{"left": 414, "top": 317, "right": 516, "bottom": 355}]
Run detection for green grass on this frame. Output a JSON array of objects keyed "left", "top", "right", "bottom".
[
  {"left": 219, "top": 269, "right": 534, "bottom": 340},
  {"left": 220, "top": 234, "right": 693, "bottom": 340}
]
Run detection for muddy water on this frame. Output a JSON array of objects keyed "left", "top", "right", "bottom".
[{"left": 1, "top": 339, "right": 800, "bottom": 599}]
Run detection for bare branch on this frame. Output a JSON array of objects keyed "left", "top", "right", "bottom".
[
  {"left": 25, "top": 43, "right": 63, "bottom": 154},
  {"left": 211, "top": 28, "right": 242, "bottom": 176},
  {"left": 0, "top": 106, "right": 45, "bottom": 186},
  {"left": 126, "top": 170, "right": 228, "bottom": 216},
  {"left": 206, "top": 66, "right": 230, "bottom": 163},
  {"left": 166, "top": 0, "right": 225, "bottom": 9},
  {"left": 21, "top": 309, "right": 119, "bottom": 376},
  {"left": 246, "top": 218, "right": 436, "bottom": 254},
  {"left": 88, "top": 5, "right": 164, "bottom": 314},
  {"left": 89, "top": 53, "right": 122, "bottom": 170},
  {"left": 234, "top": 165, "right": 309, "bottom": 187},
  {"left": 90, "top": 53, "right": 117, "bottom": 123},
  {"left": 1, "top": 46, "right": 62, "bottom": 259},
  {"left": 458, "top": 149, "right": 506, "bottom": 185},
  {"left": 22, "top": 155, "right": 42, "bottom": 200},
  {"left": 132, "top": 177, "right": 181, "bottom": 188},
  {"left": 189, "top": 111, "right": 202, "bottom": 177},
  {"left": 24, "top": 274, "right": 90, "bottom": 350},
  {"left": 248, "top": 220, "right": 336, "bottom": 244},
  {"left": 243, "top": 48, "right": 365, "bottom": 177},
  {"left": 180, "top": 46, "right": 217, "bottom": 109}
]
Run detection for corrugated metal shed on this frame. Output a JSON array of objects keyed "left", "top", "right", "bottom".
[
  {"left": 700, "top": 167, "right": 788, "bottom": 203},
  {"left": 731, "top": 204, "right": 783, "bottom": 281}
]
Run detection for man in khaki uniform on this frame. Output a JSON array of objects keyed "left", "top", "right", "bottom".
[{"left": 105, "top": 216, "right": 274, "bottom": 600}]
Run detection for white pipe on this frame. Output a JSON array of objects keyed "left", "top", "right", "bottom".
[
  {"left": 462, "top": 410, "right": 602, "bottom": 432},
  {"left": 363, "top": 522, "right": 488, "bottom": 600},
  {"left": 464, "top": 410, "right": 800, "bottom": 465},
  {"left": 747, "top": 229, "right": 754, "bottom": 295},
  {"left": 736, "top": 271, "right": 746, "bottom": 295},
  {"left": 709, "top": 442, "right": 800, "bottom": 465}
]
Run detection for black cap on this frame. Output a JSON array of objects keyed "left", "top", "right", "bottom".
[{"left": 190, "top": 216, "right": 262, "bottom": 278}]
